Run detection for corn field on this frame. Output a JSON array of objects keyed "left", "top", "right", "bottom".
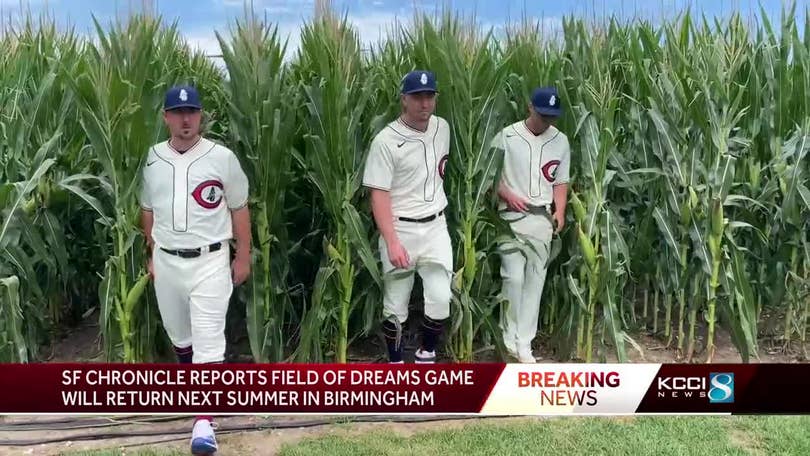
[{"left": 1, "top": 4, "right": 808, "bottom": 365}]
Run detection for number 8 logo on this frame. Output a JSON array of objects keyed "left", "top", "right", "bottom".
[{"left": 708, "top": 373, "right": 734, "bottom": 403}]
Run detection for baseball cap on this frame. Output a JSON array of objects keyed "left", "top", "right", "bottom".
[
  {"left": 401, "top": 70, "right": 438, "bottom": 95},
  {"left": 531, "top": 87, "right": 562, "bottom": 117},
  {"left": 164, "top": 85, "right": 202, "bottom": 111}
]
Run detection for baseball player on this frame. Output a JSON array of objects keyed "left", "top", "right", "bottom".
[
  {"left": 139, "top": 85, "right": 251, "bottom": 455},
  {"left": 363, "top": 70, "right": 452, "bottom": 364},
  {"left": 492, "top": 86, "right": 569, "bottom": 363}
]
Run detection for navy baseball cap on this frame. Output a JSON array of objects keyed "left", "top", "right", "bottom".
[
  {"left": 164, "top": 85, "right": 202, "bottom": 111},
  {"left": 531, "top": 87, "right": 562, "bottom": 117},
  {"left": 401, "top": 70, "right": 438, "bottom": 94}
]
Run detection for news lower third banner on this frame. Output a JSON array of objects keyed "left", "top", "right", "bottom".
[{"left": 0, "top": 364, "right": 807, "bottom": 415}]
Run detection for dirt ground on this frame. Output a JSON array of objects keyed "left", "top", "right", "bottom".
[
  {"left": 0, "top": 415, "right": 537, "bottom": 456},
  {"left": 1, "top": 316, "right": 806, "bottom": 456}
]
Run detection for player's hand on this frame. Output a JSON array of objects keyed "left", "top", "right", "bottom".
[
  {"left": 552, "top": 211, "right": 565, "bottom": 234},
  {"left": 386, "top": 239, "right": 411, "bottom": 269},
  {"left": 502, "top": 188, "right": 529, "bottom": 212},
  {"left": 147, "top": 256, "right": 154, "bottom": 279},
  {"left": 232, "top": 254, "right": 251, "bottom": 285}
]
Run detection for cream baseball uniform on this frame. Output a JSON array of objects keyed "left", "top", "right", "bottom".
[
  {"left": 493, "top": 121, "right": 570, "bottom": 352},
  {"left": 140, "top": 137, "right": 249, "bottom": 363},
  {"left": 363, "top": 115, "right": 453, "bottom": 323}
]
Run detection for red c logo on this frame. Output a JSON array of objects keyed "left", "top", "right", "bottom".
[
  {"left": 541, "top": 160, "right": 560, "bottom": 182},
  {"left": 439, "top": 155, "right": 449, "bottom": 179},
  {"left": 192, "top": 180, "right": 224, "bottom": 209}
]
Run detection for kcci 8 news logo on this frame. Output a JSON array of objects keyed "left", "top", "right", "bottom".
[{"left": 657, "top": 372, "right": 734, "bottom": 403}]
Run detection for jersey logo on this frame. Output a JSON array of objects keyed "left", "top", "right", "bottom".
[
  {"left": 192, "top": 180, "right": 224, "bottom": 209},
  {"left": 541, "top": 160, "right": 560, "bottom": 182},
  {"left": 438, "top": 154, "right": 449, "bottom": 179}
]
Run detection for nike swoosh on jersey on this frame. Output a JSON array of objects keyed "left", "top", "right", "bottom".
[
  {"left": 397, "top": 141, "right": 406, "bottom": 147},
  {"left": 146, "top": 160, "right": 157, "bottom": 166}
]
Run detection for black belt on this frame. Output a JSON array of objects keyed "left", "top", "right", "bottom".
[
  {"left": 524, "top": 205, "right": 551, "bottom": 216},
  {"left": 160, "top": 242, "right": 222, "bottom": 258},
  {"left": 503, "top": 205, "right": 550, "bottom": 215},
  {"left": 398, "top": 210, "right": 444, "bottom": 223},
  {"left": 502, "top": 205, "right": 554, "bottom": 226}
]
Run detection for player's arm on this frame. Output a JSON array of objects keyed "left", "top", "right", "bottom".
[
  {"left": 363, "top": 139, "right": 410, "bottom": 269},
  {"left": 139, "top": 157, "right": 155, "bottom": 276},
  {"left": 491, "top": 131, "right": 528, "bottom": 212},
  {"left": 369, "top": 190, "right": 396, "bottom": 245},
  {"left": 141, "top": 209, "right": 154, "bottom": 249},
  {"left": 369, "top": 189, "right": 410, "bottom": 269},
  {"left": 225, "top": 151, "right": 252, "bottom": 285},
  {"left": 552, "top": 183, "right": 568, "bottom": 233},
  {"left": 140, "top": 209, "right": 154, "bottom": 277},
  {"left": 497, "top": 181, "right": 529, "bottom": 212},
  {"left": 231, "top": 206, "right": 251, "bottom": 263},
  {"left": 551, "top": 138, "right": 572, "bottom": 233}
]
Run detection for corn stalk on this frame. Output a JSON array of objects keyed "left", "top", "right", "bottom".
[
  {"left": 218, "top": 17, "right": 299, "bottom": 362},
  {"left": 563, "top": 18, "right": 633, "bottom": 362},
  {"left": 292, "top": 15, "right": 381, "bottom": 363}
]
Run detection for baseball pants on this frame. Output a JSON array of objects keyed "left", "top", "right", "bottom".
[
  {"left": 498, "top": 212, "right": 553, "bottom": 350},
  {"left": 379, "top": 216, "right": 453, "bottom": 323},
  {"left": 152, "top": 244, "right": 232, "bottom": 363}
]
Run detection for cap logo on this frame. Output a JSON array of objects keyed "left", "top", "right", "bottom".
[
  {"left": 420, "top": 73, "right": 428, "bottom": 85},
  {"left": 179, "top": 89, "right": 188, "bottom": 101},
  {"left": 549, "top": 94, "right": 556, "bottom": 106}
]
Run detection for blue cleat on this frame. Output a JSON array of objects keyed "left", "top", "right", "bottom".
[{"left": 190, "top": 419, "right": 217, "bottom": 455}]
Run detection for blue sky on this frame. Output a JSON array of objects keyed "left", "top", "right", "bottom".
[{"left": 0, "top": 0, "right": 803, "bottom": 57}]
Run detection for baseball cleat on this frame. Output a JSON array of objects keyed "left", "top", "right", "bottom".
[
  {"left": 504, "top": 339, "right": 518, "bottom": 359},
  {"left": 414, "top": 348, "right": 436, "bottom": 363},
  {"left": 517, "top": 345, "right": 536, "bottom": 364},
  {"left": 190, "top": 419, "right": 217, "bottom": 455}
]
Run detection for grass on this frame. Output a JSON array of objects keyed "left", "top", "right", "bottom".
[{"left": 63, "top": 416, "right": 810, "bottom": 456}]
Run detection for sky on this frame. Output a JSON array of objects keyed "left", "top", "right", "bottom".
[{"left": 0, "top": 0, "right": 804, "bottom": 58}]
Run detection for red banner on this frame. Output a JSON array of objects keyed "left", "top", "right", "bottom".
[
  {"left": 0, "top": 364, "right": 505, "bottom": 414},
  {"left": 1, "top": 363, "right": 809, "bottom": 415}
]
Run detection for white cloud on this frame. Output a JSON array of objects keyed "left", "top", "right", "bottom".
[
  {"left": 185, "top": 32, "right": 223, "bottom": 56},
  {"left": 220, "top": 0, "right": 313, "bottom": 9},
  {"left": 0, "top": 0, "right": 43, "bottom": 4},
  {"left": 264, "top": 5, "right": 293, "bottom": 15},
  {"left": 183, "top": 31, "right": 226, "bottom": 71},
  {"left": 0, "top": 0, "right": 53, "bottom": 9},
  {"left": 347, "top": 11, "right": 403, "bottom": 46},
  {"left": 189, "top": 8, "right": 574, "bottom": 68}
]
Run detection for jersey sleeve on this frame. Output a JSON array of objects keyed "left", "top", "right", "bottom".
[
  {"left": 139, "top": 150, "right": 152, "bottom": 211},
  {"left": 225, "top": 150, "right": 250, "bottom": 209},
  {"left": 554, "top": 136, "right": 571, "bottom": 185},
  {"left": 489, "top": 129, "right": 506, "bottom": 151},
  {"left": 362, "top": 137, "right": 394, "bottom": 191}
]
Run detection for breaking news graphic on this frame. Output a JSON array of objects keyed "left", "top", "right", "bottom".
[{"left": 0, "top": 364, "right": 808, "bottom": 415}]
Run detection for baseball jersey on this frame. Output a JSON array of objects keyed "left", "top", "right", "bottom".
[
  {"left": 492, "top": 121, "right": 570, "bottom": 207},
  {"left": 362, "top": 115, "right": 450, "bottom": 219},
  {"left": 140, "top": 137, "right": 249, "bottom": 249}
]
